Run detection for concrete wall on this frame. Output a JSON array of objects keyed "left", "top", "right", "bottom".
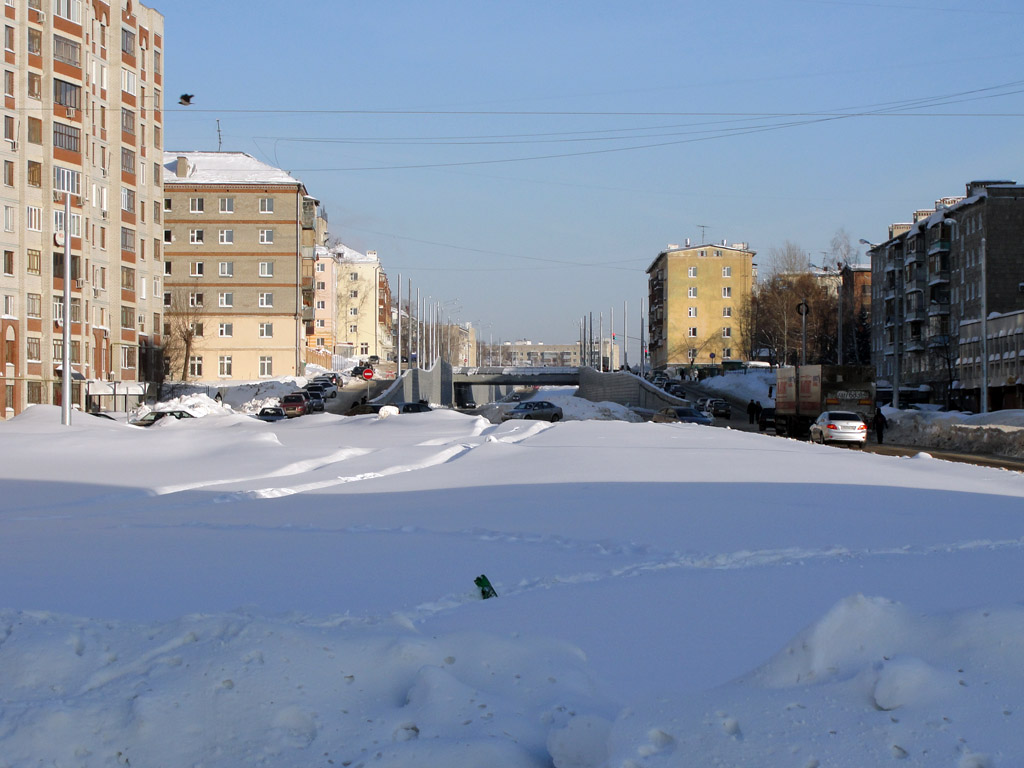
[{"left": 576, "top": 367, "right": 687, "bottom": 411}]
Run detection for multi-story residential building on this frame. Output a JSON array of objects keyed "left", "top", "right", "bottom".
[
  {"left": 646, "top": 241, "right": 756, "bottom": 372},
  {"left": 0, "top": 0, "right": 165, "bottom": 417},
  {"left": 489, "top": 339, "right": 617, "bottom": 369},
  {"left": 162, "top": 151, "right": 325, "bottom": 382},
  {"left": 868, "top": 180, "right": 1024, "bottom": 409},
  {"left": 315, "top": 243, "right": 392, "bottom": 363}
]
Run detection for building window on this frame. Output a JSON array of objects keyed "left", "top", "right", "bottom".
[
  {"left": 218, "top": 356, "right": 232, "bottom": 377},
  {"left": 317, "top": 281, "right": 326, "bottom": 290},
  {"left": 219, "top": 261, "right": 233, "bottom": 277},
  {"left": 722, "top": 307, "right": 732, "bottom": 317},
  {"left": 316, "top": 300, "right": 326, "bottom": 309},
  {"left": 360, "top": 343, "right": 369, "bottom": 355},
  {"left": 26, "top": 337, "right": 41, "bottom": 361},
  {"left": 120, "top": 266, "right": 135, "bottom": 291},
  {"left": 121, "top": 147, "right": 136, "bottom": 175},
  {"left": 3, "top": 205, "right": 12, "bottom": 231},
  {"left": 163, "top": 291, "right": 171, "bottom": 307},
  {"left": 259, "top": 322, "right": 273, "bottom": 338},
  {"left": 54, "top": 78, "right": 81, "bottom": 110},
  {"left": 218, "top": 323, "right": 233, "bottom": 337},
  {"left": 722, "top": 266, "right": 732, "bottom": 277},
  {"left": 258, "top": 261, "right": 274, "bottom": 277},
  {"left": 27, "top": 71, "right": 40, "bottom": 99},
  {"left": 218, "top": 292, "right": 233, "bottom": 308},
  {"left": 189, "top": 292, "right": 204, "bottom": 308},
  {"left": 189, "top": 322, "right": 203, "bottom": 338},
  {"left": 120, "top": 187, "right": 135, "bottom": 213},
  {"left": 722, "top": 327, "right": 732, "bottom": 338},
  {"left": 688, "top": 327, "right": 698, "bottom": 337},
  {"left": 163, "top": 198, "right": 172, "bottom": 212},
  {"left": 119, "top": 305, "right": 134, "bottom": 329},
  {"left": 2, "top": 161, "right": 11, "bottom": 187},
  {"left": 27, "top": 27, "right": 41, "bottom": 55},
  {"left": 190, "top": 261, "right": 204, "bottom": 277},
  {"left": 120, "top": 68, "right": 137, "bottom": 96},
  {"left": 219, "top": 197, "right": 234, "bottom": 213},
  {"left": 259, "top": 356, "right": 272, "bottom": 377},
  {"left": 259, "top": 229, "right": 274, "bottom": 244},
  {"left": 121, "top": 108, "right": 135, "bottom": 135},
  {"left": 218, "top": 229, "right": 233, "bottom": 244},
  {"left": 349, "top": 272, "right": 358, "bottom": 281},
  {"left": 27, "top": 118, "right": 41, "bottom": 144},
  {"left": 258, "top": 292, "right": 273, "bottom": 307},
  {"left": 688, "top": 286, "right": 697, "bottom": 298},
  {"left": 27, "top": 161, "right": 41, "bottom": 187},
  {"left": 2, "top": 249, "right": 11, "bottom": 275},
  {"left": 54, "top": 34, "right": 81, "bottom": 66},
  {"left": 189, "top": 229, "right": 204, "bottom": 245},
  {"left": 349, "top": 290, "right": 358, "bottom": 298},
  {"left": 27, "top": 249, "right": 40, "bottom": 274},
  {"left": 54, "top": 0, "right": 82, "bottom": 24},
  {"left": 53, "top": 123, "right": 81, "bottom": 152},
  {"left": 316, "top": 263, "right": 325, "bottom": 273},
  {"left": 259, "top": 197, "right": 274, "bottom": 214},
  {"left": 349, "top": 324, "right": 358, "bottom": 333},
  {"left": 189, "top": 356, "right": 203, "bottom": 378},
  {"left": 723, "top": 348, "right": 732, "bottom": 359},
  {"left": 688, "top": 348, "right": 697, "bottom": 360},
  {"left": 119, "top": 226, "right": 134, "bottom": 252},
  {"left": 688, "top": 266, "right": 697, "bottom": 278},
  {"left": 189, "top": 197, "right": 204, "bottom": 214},
  {"left": 120, "top": 28, "right": 135, "bottom": 56},
  {"left": 53, "top": 166, "right": 81, "bottom": 195},
  {"left": 26, "top": 292, "right": 41, "bottom": 317},
  {"left": 688, "top": 307, "right": 697, "bottom": 317},
  {"left": 316, "top": 319, "right": 325, "bottom": 328},
  {"left": 722, "top": 287, "right": 732, "bottom": 298}
]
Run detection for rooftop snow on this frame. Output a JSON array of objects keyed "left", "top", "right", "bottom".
[{"left": 162, "top": 151, "right": 302, "bottom": 186}]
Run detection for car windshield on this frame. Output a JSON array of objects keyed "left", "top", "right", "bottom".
[
  {"left": 677, "top": 408, "right": 700, "bottom": 416},
  {"left": 829, "top": 412, "right": 860, "bottom": 421}
]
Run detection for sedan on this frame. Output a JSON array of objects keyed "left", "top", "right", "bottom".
[
  {"left": 306, "top": 391, "right": 326, "bottom": 413},
  {"left": 129, "top": 409, "right": 196, "bottom": 427},
  {"left": 309, "top": 380, "right": 338, "bottom": 398},
  {"left": 708, "top": 399, "right": 731, "bottom": 418},
  {"left": 501, "top": 400, "right": 563, "bottom": 422},
  {"left": 652, "top": 406, "right": 713, "bottom": 425},
  {"left": 810, "top": 411, "right": 867, "bottom": 446},
  {"left": 254, "top": 406, "right": 287, "bottom": 422}
]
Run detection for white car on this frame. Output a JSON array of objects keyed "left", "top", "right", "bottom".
[{"left": 809, "top": 411, "right": 867, "bottom": 447}]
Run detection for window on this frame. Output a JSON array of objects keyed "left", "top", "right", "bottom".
[
  {"left": 360, "top": 343, "right": 369, "bottom": 356},
  {"left": 26, "top": 293, "right": 41, "bottom": 317},
  {"left": 316, "top": 263, "right": 325, "bottom": 273},
  {"left": 688, "top": 348, "right": 697, "bottom": 360},
  {"left": 190, "top": 261, "right": 204, "bottom": 277},
  {"left": 26, "top": 337, "right": 41, "bottom": 361},
  {"left": 349, "top": 324, "right": 358, "bottom": 333},
  {"left": 3, "top": 25, "right": 11, "bottom": 53},
  {"left": 349, "top": 307, "right": 358, "bottom": 316},
  {"left": 219, "top": 261, "right": 233, "bottom": 277},
  {"left": 317, "top": 281, "right": 326, "bottom": 290},
  {"left": 722, "top": 307, "right": 732, "bottom": 317},
  {"left": 258, "top": 292, "right": 273, "bottom": 307},
  {"left": 189, "top": 197, "right": 204, "bottom": 214},
  {"left": 121, "top": 147, "right": 135, "bottom": 175},
  {"left": 27, "top": 161, "right": 41, "bottom": 187},
  {"left": 27, "top": 118, "right": 41, "bottom": 144},
  {"left": 2, "top": 250, "right": 11, "bottom": 275},
  {"left": 349, "top": 290, "right": 358, "bottom": 298},
  {"left": 258, "top": 261, "right": 274, "bottom": 277},
  {"left": 259, "top": 356, "right": 273, "bottom": 377},
  {"left": 189, "top": 356, "right": 203, "bottom": 378},
  {"left": 54, "top": 79, "right": 81, "bottom": 110},
  {"left": 53, "top": 34, "right": 81, "bottom": 66},
  {"left": 688, "top": 327, "right": 698, "bottom": 337},
  {"left": 259, "top": 322, "right": 273, "bottom": 338},
  {"left": 53, "top": 123, "right": 81, "bottom": 153},
  {"left": 54, "top": 166, "right": 81, "bottom": 195},
  {"left": 28, "top": 72, "right": 40, "bottom": 99},
  {"left": 349, "top": 272, "right": 358, "bottom": 281},
  {"left": 120, "top": 305, "right": 134, "bottom": 329},
  {"left": 119, "top": 226, "right": 134, "bottom": 252},
  {"left": 154, "top": 49, "right": 161, "bottom": 75},
  {"left": 316, "top": 319, "right": 325, "bottom": 328},
  {"left": 218, "top": 292, "right": 233, "bottom": 308},
  {"left": 218, "top": 356, "right": 232, "bottom": 377},
  {"left": 163, "top": 198, "right": 172, "bottom": 212},
  {"left": 3, "top": 205, "right": 12, "bottom": 232},
  {"left": 120, "top": 187, "right": 135, "bottom": 213},
  {"left": 120, "top": 68, "right": 136, "bottom": 96},
  {"left": 121, "top": 108, "right": 135, "bottom": 135},
  {"left": 723, "top": 348, "right": 732, "bottom": 359},
  {"left": 189, "top": 229, "right": 204, "bottom": 245},
  {"left": 688, "top": 266, "right": 697, "bottom": 278},
  {"left": 722, "top": 287, "right": 732, "bottom": 298},
  {"left": 189, "top": 322, "right": 203, "bottom": 338},
  {"left": 54, "top": 0, "right": 82, "bottom": 24},
  {"left": 259, "top": 229, "right": 274, "bottom": 244},
  {"left": 688, "top": 286, "right": 697, "bottom": 298},
  {"left": 259, "top": 197, "right": 274, "bottom": 214},
  {"left": 189, "top": 292, "right": 204, "bottom": 308},
  {"left": 218, "top": 229, "right": 233, "bottom": 245},
  {"left": 2, "top": 161, "right": 11, "bottom": 187},
  {"left": 688, "top": 307, "right": 697, "bottom": 317},
  {"left": 722, "top": 327, "right": 732, "bottom": 338},
  {"left": 27, "top": 27, "right": 41, "bottom": 55},
  {"left": 120, "top": 266, "right": 135, "bottom": 291},
  {"left": 218, "top": 323, "right": 233, "bottom": 337},
  {"left": 219, "top": 197, "right": 233, "bottom": 213},
  {"left": 27, "top": 250, "right": 40, "bottom": 274},
  {"left": 722, "top": 266, "right": 732, "bottom": 277},
  {"left": 120, "top": 28, "right": 135, "bottom": 56}
]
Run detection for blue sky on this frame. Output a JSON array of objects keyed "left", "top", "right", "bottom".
[{"left": 162, "top": 0, "right": 1024, "bottom": 360}]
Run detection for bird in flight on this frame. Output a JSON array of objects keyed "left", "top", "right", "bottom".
[{"left": 179, "top": 94, "right": 195, "bottom": 106}]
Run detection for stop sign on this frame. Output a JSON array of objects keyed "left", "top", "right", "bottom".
[{"left": 362, "top": 368, "right": 374, "bottom": 380}]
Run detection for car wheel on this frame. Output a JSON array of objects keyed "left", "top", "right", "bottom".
[{"left": 550, "top": 413, "right": 561, "bottom": 422}]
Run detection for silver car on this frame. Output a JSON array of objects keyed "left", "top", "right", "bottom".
[
  {"left": 501, "top": 400, "right": 563, "bottom": 422},
  {"left": 809, "top": 411, "right": 867, "bottom": 446}
]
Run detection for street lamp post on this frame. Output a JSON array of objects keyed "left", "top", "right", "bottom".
[{"left": 796, "top": 299, "right": 809, "bottom": 365}]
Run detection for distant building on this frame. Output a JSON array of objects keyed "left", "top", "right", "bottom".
[
  {"left": 646, "top": 241, "right": 757, "bottom": 372},
  {"left": 162, "top": 152, "right": 326, "bottom": 381},
  {"left": 314, "top": 244, "right": 392, "bottom": 363},
  {"left": 493, "top": 339, "right": 618, "bottom": 369}
]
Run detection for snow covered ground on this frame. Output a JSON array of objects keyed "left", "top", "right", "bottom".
[{"left": 3, "top": 389, "right": 1024, "bottom": 767}]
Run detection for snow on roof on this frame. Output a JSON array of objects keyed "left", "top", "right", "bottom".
[
  {"left": 328, "top": 243, "right": 379, "bottom": 264},
  {"left": 162, "top": 151, "right": 303, "bottom": 186}
]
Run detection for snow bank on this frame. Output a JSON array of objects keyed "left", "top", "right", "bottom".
[{"left": 698, "top": 369, "right": 775, "bottom": 406}]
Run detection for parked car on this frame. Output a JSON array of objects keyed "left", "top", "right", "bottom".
[
  {"left": 345, "top": 402, "right": 385, "bottom": 416},
  {"left": 809, "top": 410, "right": 867, "bottom": 447},
  {"left": 708, "top": 398, "right": 732, "bottom": 419},
  {"left": 501, "top": 401, "right": 563, "bottom": 422},
  {"left": 309, "top": 379, "right": 338, "bottom": 398},
  {"left": 315, "top": 371, "right": 342, "bottom": 386},
  {"left": 130, "top": 409, "right": 196, "bottom": 427},
  {"left": 695, "top": 397, "right": 712, "bottom": 412},
  {"left": 345, "top": 401, "right": 432, "bottom": 416},
  {"left": 665, "top": 382, "right": 687, "bottom": 397},
  {"left": 306, "top": 390, "right": 326, "bottom": 413},
  {"left": 396, "top": 402, "right": 432, "bottom": 413},
  {"left": 281, "top": 393, "right": 309, "bottom": 418},
  {"left": 305, "top": 383, "right": 333, "bottom": 402},
  {"left": 758, "top": 406, "right": 776, "bottom": 432},
  {"left": 652, "top": 406, "right": 713, "bottom": 426},
  {"left": 352, "top": 364, "right": 374, "bottom": 379},
  {"left": 254, "top": 406, "right": 287, "bottom": 422}
]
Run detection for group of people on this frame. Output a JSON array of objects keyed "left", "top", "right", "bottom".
[{"left": 745, "top": 399, "right": 764, "bottom": 425}]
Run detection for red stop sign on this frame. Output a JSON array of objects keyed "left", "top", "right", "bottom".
[{"left": 362, "top": 368, "right": 374, "bottom": 380}]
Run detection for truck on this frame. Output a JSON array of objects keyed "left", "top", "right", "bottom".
[{"left": 773, "top": 365, "right": 875, "bottom": 439}]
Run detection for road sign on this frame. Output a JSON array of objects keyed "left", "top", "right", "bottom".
[{"left": 362, "top": 367, "right": 374, "bottom": 380}]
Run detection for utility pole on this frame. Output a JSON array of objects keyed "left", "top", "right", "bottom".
[{"left": 623, "top": 300, "right": 628, "bottom": 370}]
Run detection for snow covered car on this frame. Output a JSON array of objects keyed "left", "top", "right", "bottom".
[
  {"left": 254, "top": 406, "right": 287, "bottom": 422},
  {"left": 280, "top": 393, "right": 308, "bottom": 418},
  {"left": 652, "top": 407, "right": 713, "bottom": 426},
  {"left": 129, "top": 409, "right": 196, "bottom": 427},
  {"left": 809, "top": 411, "right": 867, "bottom": 446},
  {"left": 501, "top": 401, "right": 563, "bottom": 422}
]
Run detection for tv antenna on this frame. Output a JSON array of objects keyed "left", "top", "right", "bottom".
[
  {"left": 696, "top": 224, "right": 709, "bottom": 243},
  {"left": 216, "top": 119, "right": 222, "bottom": 151}
]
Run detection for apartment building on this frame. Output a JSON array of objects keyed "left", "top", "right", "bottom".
[
  {"left": 868, "top": 180, "right": 1024, "bottom": 409},
  {"left": 162, "top": 151, "right": 325, "bottom": 382},
  {"left": 646, "top": 241, "right": 756, "bottom": 372},
  {"left": 0, "top": 0, "right": 166, "bottom": 417}
]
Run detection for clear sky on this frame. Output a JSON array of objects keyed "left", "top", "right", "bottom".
[{"left": 161, "top": 0, "right": 1024, "bottom": 361}]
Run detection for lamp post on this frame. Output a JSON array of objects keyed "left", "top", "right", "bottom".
[{"left": 796, "top": 299, "right": 809, "bottom": 365}]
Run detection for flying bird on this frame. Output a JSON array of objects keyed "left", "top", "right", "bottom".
[{"left": 178, "top": 94, "right": 194, "bottom": 106}]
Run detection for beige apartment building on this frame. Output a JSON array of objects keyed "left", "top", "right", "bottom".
[
  {"left": 162, "top": 151, "right": 325, "bottom": 382},
  {"left": 647, "top": 241, "right": 757, "bottom": 371},
  {"left": 0, "top": 0, "right": 166, "bottom": 417}
]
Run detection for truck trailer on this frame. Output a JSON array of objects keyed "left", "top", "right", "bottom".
[{"left": 774, "top": 365, "right": 875, "bottom": 438}]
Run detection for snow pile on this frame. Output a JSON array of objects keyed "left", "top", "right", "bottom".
[
  {"left": 131, "top": 392, "right": 234, "bottom": 420},
  {"left": 885, "top": 408, "right": 1024, "bottom": 458},
  {"left": 698, "top": 368, "right": 776, "bottom": 405}
]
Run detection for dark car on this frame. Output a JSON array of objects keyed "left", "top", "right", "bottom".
[
  {"left": 708, "top": 399, "right": 732, "bottom": 419},
  {"left": 652, "top": 406, "right": 713, "bottom": 425},
  {"left": 758, "top": 407, "right": 776, "bottom": 432},
  {"left": 254, "top": 406, "right": 287, "bottom": 422},
  {"left": 305, "top": 390, "right": 326, "bottom": 413},
  {"left": 352, "top": 364, "right": 374, "bottom": 379},
  {"left": 398, "top": 402, "right": 432, "bottom": 413},
  {"left": 345, "top": 402, "right": 385, "bottom": 416},
  {"left": 129, "top": 409, "right": 196, "bottom": 427},
  {"left": 501, "top": 400, "right": 563, "bottom": 422},
  {"left": 281, "top": 393, "right": 308, "bottom": 418},
  {"left": 315, "top": 372, "right": 341, "bottom": 386},
  {"left": 309, "top": 379, "right": 338, "bottom": 398}
]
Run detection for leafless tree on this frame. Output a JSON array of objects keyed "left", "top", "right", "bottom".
[{"left": 162, "top": 288, "right": 209, "bottom": 381}]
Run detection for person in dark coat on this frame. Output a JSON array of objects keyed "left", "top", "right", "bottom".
[
  {"left": 872, "top": 408, "right": 887, "bottom": 444},
  {"left": 746, "top": 399, "right": 757, "bottom": 424},
  {"left": 754, "top": 401, "right": 763, "bottom": 423}
]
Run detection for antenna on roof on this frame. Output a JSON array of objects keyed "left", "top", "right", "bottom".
[
  {"left": 216, "top": 119, "right": 222, "bottom": 152},
  {"left": 697, "top": 224, "right": 709, "bottom": 242}
]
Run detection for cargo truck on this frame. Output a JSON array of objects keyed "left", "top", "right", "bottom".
[{"left": 773, "top": 365, "right": 875, "bottom": 439}]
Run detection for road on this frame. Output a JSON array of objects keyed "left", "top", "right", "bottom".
[{"left": 325, "top": 376, "right": 391, "bottom": 415}]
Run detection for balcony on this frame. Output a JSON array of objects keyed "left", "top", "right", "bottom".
[
  {"left": 927, "top": 302, "right": 950, "bottom": 317},
  {"left": 905, "top": 339, "right": 925, "bottom": 352},
  {"left": 904, "top": 307, "right": 926, "bottom": 323},
  {"left": 928, "top": 270, "right": 950, "bottom": 286},
  {"left": 927, "top": 239, "right": 951, "bottom": 256}
]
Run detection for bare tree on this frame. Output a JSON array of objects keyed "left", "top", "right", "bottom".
[
  {"left": 163, "top": 288, "right": 209, "bottom": 381},
  {"left": 766, "top": 241, "right": 811, "bottom": 279}
]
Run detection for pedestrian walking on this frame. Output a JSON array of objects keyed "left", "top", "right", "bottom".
[
  {"left": 746, "top": 399, "right": 757, "bottom": 424},
  {"left": 754, "top": 401, "right": 763, "bottom": 423},
  {"left": 873, "top": 408, "right": 887, "bottom": 445}
]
